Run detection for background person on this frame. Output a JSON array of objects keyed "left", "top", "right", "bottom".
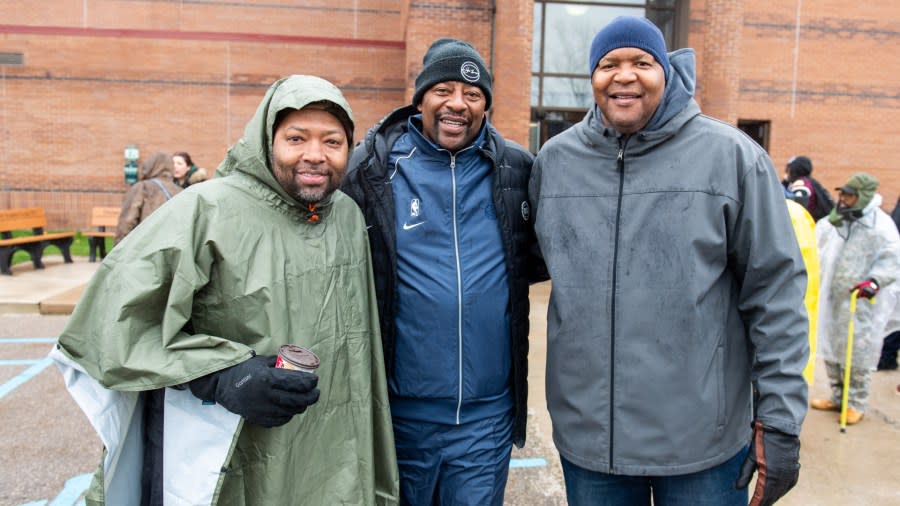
[
  {"left": 782, "top": 155, "right": 834, "bottom": 221},
  {"left": 341, "top": 38, "right": 547, "bottom": 506},
  {"left": 786, "top": 199, "right": 821, "bottom": 384},
  {"left": 52, "top": 75, "right": 398, "bottom": 506},
  {"left": 530, "top": 16, "right": 808, "bottom": 506},
  {"left": 876, "top": 194, "right": 900, "bottom": 371},
  {"left": 172, "top": 151, "right": 208, "bottom": 188},
  {"left": 811, "top": 173, "right": 900, "bottom": 424},
  {"left": 115, "top": 151, "right": 182, "bottom": 243}
]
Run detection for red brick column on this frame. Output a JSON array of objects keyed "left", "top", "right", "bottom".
[{"left": 699, "top": 0, "right": 744, "bottom": 124}]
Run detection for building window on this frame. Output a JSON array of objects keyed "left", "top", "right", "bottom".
[
  {"left": 531, "top": 0, "right": 685, "bottom": 151},
  {"left": 0, "top": 52, "right": 24, "bottom": 66},
  {"left": 738, "top": 119, "right": 771, "bottom": 151}
]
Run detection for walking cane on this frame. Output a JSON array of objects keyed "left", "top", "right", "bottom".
[{"left": 840, "top": 288, "right": 875, "bottom": 433}]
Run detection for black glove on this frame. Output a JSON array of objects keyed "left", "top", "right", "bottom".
[
  {"left": 851, "top": 279, "right": 879, "bottom": 299},
  {"left": 735, "top": 421, "right": 801, "bottom": 506},
  {"left": 189, "top": 354, "right": 320, "bottom": 427}
]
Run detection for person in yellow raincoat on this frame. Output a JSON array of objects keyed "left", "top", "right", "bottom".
[{"left": 786, "top": 198, "right": 821, "bottom": 384}]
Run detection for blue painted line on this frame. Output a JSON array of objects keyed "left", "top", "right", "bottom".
[
  {"left": 0, "top": 337, "right": 57, "bottom": 344},
  {"left": 19, "top": 501, "right": 47, "bottom": 506},
  {"left": 510, "top": 457, "right": 548, "bottom": 468},
  {"left": 0, "top": 356, "right": 53, "bottom": 400},
  {"left": 0, "top": 359, "right": 45, "bottom": 366},
  {"left": 49, "top": 473, "right": 92, "bottom": 506}
]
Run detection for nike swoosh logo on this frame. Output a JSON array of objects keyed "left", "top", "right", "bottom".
[{"left": 402, "top": 221, "right": 426, "bottom": 230}]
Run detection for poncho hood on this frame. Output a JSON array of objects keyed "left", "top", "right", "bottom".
[{"left": 216, "top": 75, "right": 355, "bottom": 211}]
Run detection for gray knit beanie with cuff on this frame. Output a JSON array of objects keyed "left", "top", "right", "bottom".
[{"left": 413, "top": 38, "right": 493, "bottom": 110}]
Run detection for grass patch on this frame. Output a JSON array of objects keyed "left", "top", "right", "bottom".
[{"left": 8, "top": 230, "right": 114, "bottom": 265}]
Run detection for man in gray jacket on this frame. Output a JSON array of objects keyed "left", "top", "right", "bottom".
[{"left": 530, "top": 16, "right": 808, "bottom": 506}]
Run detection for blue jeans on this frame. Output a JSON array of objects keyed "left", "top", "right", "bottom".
[{"left": 560, "top": 446, "right": 749, "bottom": 506}]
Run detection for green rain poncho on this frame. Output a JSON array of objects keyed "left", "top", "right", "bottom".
[{"left": 52, "top": 75, "right": 399, "bottom": 505}]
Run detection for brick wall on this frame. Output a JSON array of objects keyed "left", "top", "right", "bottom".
[
  {"left": 693, "top": 0, "right": 900, "bottom": 208},
  {"left": 2, "top": 0, "right": 898, "bottom": 227},
  {"left": 0, "top": 0, "right": 408, "bottom": 228}
]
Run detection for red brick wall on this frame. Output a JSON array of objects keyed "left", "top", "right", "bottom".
[
  {"left": 691, "top": 0, "right": 900, "bottom": 209},
  {"left": 0, "top": 0, "right": 408, "bottom": 228},
  {"left": 2, "top": 0, "right": 898, "bottom": 227}
]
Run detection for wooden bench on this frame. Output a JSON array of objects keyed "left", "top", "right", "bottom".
[
  {"left": 0, "top": 207, "right": 75, "bottom": 275},
  {"left": 81, "top": 206, "right": 120, "bottom": 262}
]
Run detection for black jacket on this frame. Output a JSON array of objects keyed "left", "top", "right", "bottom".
[{"left": 341, "top": 105, "right": 547, "bottom": 447}]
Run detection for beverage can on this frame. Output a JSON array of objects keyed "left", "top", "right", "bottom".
[{"left": 275, "top": 344, "right": 320, "bottom": 373}]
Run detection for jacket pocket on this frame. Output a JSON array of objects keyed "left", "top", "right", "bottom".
[{"left": 715, "top": 343, "right": 726, "bottom": 432}]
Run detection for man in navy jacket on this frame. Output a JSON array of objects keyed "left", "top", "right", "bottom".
[{"left": 341, "top": 38, "right": 546, "bottom": 505}]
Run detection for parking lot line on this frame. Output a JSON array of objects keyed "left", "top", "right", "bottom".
[
  {"left": 0, "top": 337, "right": 57, "bottom": 344},
  {"left": 510, "top": 457, "right": 548, "bottom": 468},
  {"left": 0, "top": 356, "right": 54, "bottom": 400}
]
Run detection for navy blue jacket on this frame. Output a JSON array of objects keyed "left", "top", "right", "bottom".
[{"left": 341, "top": 105, "right": 547, "bottom": 446}]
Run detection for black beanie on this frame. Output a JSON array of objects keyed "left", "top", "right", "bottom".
[
  {"left": 413, "top": 38, "right": 493, "bottom": 110},
  {"left": 786, "top": 155, "right": 813, "bottom": 178}
]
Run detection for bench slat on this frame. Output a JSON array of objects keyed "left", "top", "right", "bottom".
[
  {"left": 90, "top": 207, "right": 120, "bottom": 228},
  {"left": 0, "top": 207, "right": 51, "bottom": 231},
  {"left": 82, "top": 231, "right": 116, "bottom": 238}
]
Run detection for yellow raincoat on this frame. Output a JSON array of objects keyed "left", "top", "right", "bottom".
[{"left": 786, "top": 199, "right": 820, "bottom": 384}]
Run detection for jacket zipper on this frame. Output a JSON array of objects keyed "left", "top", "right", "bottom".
[
  {"left": 450, "top": 153, "right": 464, "bottom": 424},
  {"left": 610, "top": 139, "right": 627, "bottom": 469}
]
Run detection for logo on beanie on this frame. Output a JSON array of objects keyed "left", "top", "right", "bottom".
[{"left": 460, "top": 61, "right": 480, "bottom": 83}]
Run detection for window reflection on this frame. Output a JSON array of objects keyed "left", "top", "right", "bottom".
[
  {"left": 543, "top": 4, "right": 643, "bottom": 75},
  {"left": 542, "top": 77, "right": 593, "bottom": 109}
]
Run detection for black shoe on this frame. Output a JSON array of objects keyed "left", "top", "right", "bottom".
[{"left": 877, "top": 361, "right": 898, "bottom": 371}]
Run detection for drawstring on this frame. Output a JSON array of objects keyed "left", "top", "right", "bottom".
[{"left": 306, "top": 203, "right": 319, "bottom": 223}]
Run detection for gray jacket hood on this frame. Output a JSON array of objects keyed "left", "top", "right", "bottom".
[{"left": 592, "top": 48, "right": 697, "bottom": 137}]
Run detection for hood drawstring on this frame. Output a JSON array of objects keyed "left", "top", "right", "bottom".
[{"left": 307, "top": 203, "right": 320, "bottom": 223}]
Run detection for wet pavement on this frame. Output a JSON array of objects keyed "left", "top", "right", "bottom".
[{"left": 0, "top": 264, "right": 897, "bottom": 505}]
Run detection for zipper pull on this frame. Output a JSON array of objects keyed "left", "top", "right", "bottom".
[{"left": 617, "top": 147, "right": 625, "bottom": 173}]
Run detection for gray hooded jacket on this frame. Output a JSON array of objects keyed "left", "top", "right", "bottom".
[{"left": 530, "top": 49, "right": 808, "bottom": 475}]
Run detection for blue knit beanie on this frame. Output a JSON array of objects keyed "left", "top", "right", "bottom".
[
  {"left": 413, "top": 38, "right": 493, "bottom": 110},
  {"left": 588, "top": 16, "right": 670, "bottom": 81}
]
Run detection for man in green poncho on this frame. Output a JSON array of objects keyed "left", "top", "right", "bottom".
[{"left": 51, "top": 75, "right": 399, "bottom": 506}]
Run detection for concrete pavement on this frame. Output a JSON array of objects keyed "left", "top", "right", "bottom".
[
  {"left": 0, "top": 255, "right": 97, "bottom": 315},
  {"left": 0, "top": 266, "right": 897, "bottom": 505}
]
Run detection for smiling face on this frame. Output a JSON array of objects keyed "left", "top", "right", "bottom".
[
  {"left": 591, "top": 47, "right": 666, "bottom": 135},
  {"left": 417, "top": 81, "right": 486, "bottom": 153},
  {"left": 271, "top": 106, "right": 349, "bottom": 205}
]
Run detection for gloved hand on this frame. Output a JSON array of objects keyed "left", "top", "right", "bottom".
[
  {"left": 735, "top": 421, "right": 801, "bottom": 506},
  {"left": 851, "top": 279, "right": 879, "bottom": 299},
  {"left": 189, "top": 354, "right": 319, "bottom": 427}
]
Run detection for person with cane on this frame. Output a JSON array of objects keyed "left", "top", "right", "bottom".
[{"left": 812, "top": 173, "right": 900, "bottom": 425}]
